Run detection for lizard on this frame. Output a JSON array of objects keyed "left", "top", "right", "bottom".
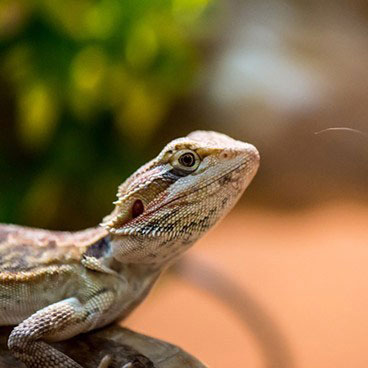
[{"left": 0, "top": 130, "right": 260, "bottom": 368}]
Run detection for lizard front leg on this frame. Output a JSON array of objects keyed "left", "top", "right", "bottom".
[{"left": 8, "top": 291, "right": 116, "bottom": 368}]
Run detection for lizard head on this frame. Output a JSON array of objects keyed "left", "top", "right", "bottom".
[{"left": 102, "top": 131, "right": 259, "bottom": 265}]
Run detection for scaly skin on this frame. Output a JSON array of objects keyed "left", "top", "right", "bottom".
[{"left": 0, "top": 131, "right": 259, "bottom": 368}]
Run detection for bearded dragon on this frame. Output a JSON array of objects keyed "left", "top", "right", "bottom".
[{"left": 0, "top": 131, "right": 259, "bottom": 368}]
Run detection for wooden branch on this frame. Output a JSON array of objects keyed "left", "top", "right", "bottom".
[{"left": 0, "top": 325, "right": 207, "bottom": 368}]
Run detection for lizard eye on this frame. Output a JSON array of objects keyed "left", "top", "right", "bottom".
[
  {"left": 132, "top": 199, "right": 144, "bottom": 218},
  {"left": 171, "top": 149, "right": 201, "bottom": 173},
  {"left": 179, "top": 152, "right": 196, "bottom": 167}
]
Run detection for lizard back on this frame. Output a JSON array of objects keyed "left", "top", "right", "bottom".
[
  {"left": 0, "top": 224, "right": 110, "bottom": 325},
  {"left": 0, "top": 224, "right": 107, "bottom": 276}
]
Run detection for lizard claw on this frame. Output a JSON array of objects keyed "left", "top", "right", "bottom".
[
  {"left": 97, "top": 354, "right": 112, "bottom": 368},
  {"left": 97, "top": 355, "right": 151, "bottom": 368},
  {"left": 121, "top": 358, "right": 153, "bottom": 368}
]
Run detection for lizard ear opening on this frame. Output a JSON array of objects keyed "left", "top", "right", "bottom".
[{"left": 132, "top": 199, "right": 144, "bottom": 219}]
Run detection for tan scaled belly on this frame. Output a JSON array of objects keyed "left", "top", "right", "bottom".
[{"left": 0, "top": 264, "right": 81, "bottom": 325}]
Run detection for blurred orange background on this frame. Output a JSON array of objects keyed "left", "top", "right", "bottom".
[{"left": 127, "top": 202, "right": 368, "bottom": 368}]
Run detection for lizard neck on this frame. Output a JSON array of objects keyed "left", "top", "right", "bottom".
[
  {"left": 109, "top": 233, "right": 195, "bottom": 267},
  {"left": 110, "top": 255, "right": 164, "bottom": 275},
  {"left": 82, "top": 233, "right": 166, "bottom": 273}
]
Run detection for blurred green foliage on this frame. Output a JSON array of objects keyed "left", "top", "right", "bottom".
[{"left": 0, "top": 0, "right": 213, "bottom": 229}]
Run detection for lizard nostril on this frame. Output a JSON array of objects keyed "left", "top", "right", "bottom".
[{"left": 132, "top": 199, "right": 144, "bottom": 219}]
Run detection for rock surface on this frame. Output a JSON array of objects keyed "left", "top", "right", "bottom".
[{"left": 0, "top": 325, "right": 206, "bottom": 368}]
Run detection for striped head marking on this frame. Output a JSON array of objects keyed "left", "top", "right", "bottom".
[{"left": 102, "top": 131, "right": 260, "bottom": 264}]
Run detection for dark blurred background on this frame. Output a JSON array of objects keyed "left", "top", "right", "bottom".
[{"left": 1, "top": 1, "right": 368, "bottom": 367}]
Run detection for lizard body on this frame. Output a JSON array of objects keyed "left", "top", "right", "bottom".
[{"left": 0, "top": 131, "right": 259, "bottom": 368}]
